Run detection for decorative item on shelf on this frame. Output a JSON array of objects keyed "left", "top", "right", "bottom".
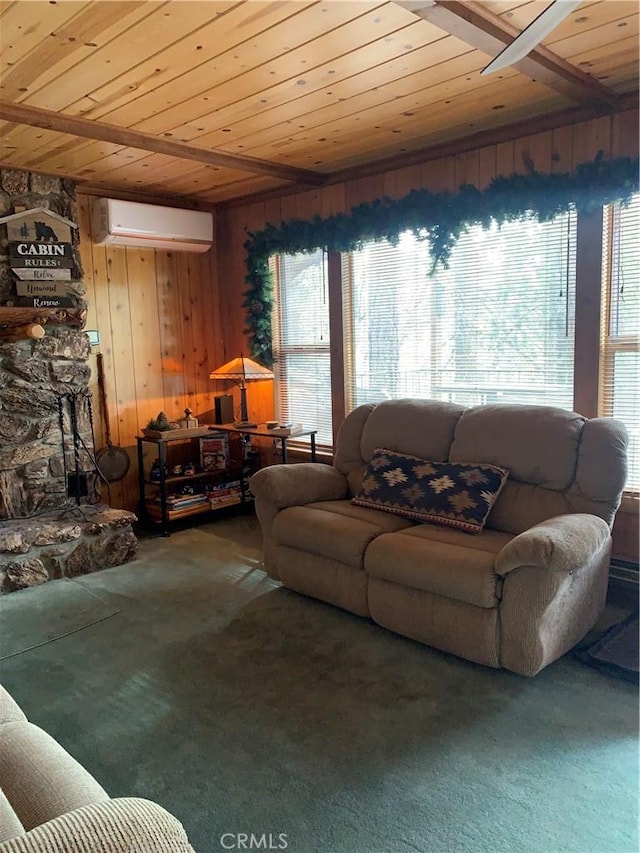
[
  {"left": 179, "top": 407, "right": 199, "bottom": 429},
  {"left": 270, "top": 422, "right": 303, "bottom": 436},
  {"left": 184, "top": 461, "right": 196, "bottom": 476},
  {"left": 150, "top": 459, "right": 165, "bottom": 482},
  {"left": 209, "top": 354, "right": 274, "bottom": 428},
  {"left": 144, "top": 411, "right": 172, "bottom": 436},
  {"left": 171, "top": 464, "right": 184, "bottom": 477},
  {"left": 214, "top": 394, "right": 234, "bottom": 425}
]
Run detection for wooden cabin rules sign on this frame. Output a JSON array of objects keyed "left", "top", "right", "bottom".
[{"left": 0, "top": 206, "right": 79, "bottom": 307}]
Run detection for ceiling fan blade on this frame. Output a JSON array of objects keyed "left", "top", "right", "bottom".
[{"left": 481, "top": 0, "right": 583, "bottom": 76}]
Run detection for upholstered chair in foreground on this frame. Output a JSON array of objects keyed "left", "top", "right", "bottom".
[{"left": 0, "top": 684, "right": 195, "bottom": 853}]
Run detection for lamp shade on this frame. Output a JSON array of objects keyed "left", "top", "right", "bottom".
[
  {"left": 209, "top": 355, "right": 274, "bottom": 428},
  {"left": 209, "top": 356, "right": 274, "bottom": 384}
]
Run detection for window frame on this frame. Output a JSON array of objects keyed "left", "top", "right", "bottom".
[
  {"left": 599, "top": 197, "right": 640, "bottom": 496},
  {"left": 270, "top": 252, "right": 333, "bottom": 448},
  {"left": 341, "top": 214, "right": 578, "bottom": 414}
]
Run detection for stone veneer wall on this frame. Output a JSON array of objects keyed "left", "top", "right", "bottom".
[
  {"left": 0, "top": 168, "right": 137, "bottom": 593},
  {"left": 0, "top": 329, "right": 94, "bottom": 518}
]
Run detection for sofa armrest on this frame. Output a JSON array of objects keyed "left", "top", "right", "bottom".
[
  {"left": 250, "top": 463, "right": 348, "bottom": 509},
  {"left": 495, "top": 513, "right": 611, "bottom": 577},
  {"left": 0, "top": 798, "right": 195, "bottom": 853}
]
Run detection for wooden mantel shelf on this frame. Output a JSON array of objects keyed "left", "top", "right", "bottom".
[{"left": 0, "top": 306, "right": 86, "bottom": 329}]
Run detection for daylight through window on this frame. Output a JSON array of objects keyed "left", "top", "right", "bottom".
[
  {"left": 601, "top": 194, "right": 640, "bottom": 492},
  {"left": 343, "top": 214, "right": 576, "bottom": 412}
]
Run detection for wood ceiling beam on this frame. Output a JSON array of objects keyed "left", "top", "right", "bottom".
[
  {"left": 397, "top": 0, "right": 621, "bottom": 111},
  {"left": 0, "top": 101, "right": 326, "bottom": 187}
]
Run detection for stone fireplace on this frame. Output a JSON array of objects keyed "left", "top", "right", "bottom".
[{"left": 0, "top": 168, "right": 137, "bottom": 594}]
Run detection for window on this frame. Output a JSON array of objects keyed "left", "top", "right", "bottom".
[
  {"left": 601, "top": 194, "right": 640, "bottom": 492},
  {"left": 343, "top": 214, "right": 576, "bottom": 411},
  {"left": 271, "top": 251, "right": 332, "bottom": 446},
  {"left": 272, "top": 205, "right": 639, "bottom": 488}
]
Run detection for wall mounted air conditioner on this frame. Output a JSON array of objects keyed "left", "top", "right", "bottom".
[{"left": 91, "top": 198, "right": 213, "bottom": 253}]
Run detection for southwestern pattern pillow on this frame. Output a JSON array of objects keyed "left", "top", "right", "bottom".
[{"left": 352, "top": 448, "right": 509, "bottom": 534}]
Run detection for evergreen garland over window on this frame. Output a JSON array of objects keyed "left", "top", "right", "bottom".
[{"left": 243, "top": 153, "right": 639, "bottom": 365}]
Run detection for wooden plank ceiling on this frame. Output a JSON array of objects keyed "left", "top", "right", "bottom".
[{"left": 0, "top": 0, "right": 637, "bottom": 207}]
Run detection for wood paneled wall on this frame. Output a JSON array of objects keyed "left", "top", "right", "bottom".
[{"left": 77, "top": 194, "right": 224, "bottom": 512}]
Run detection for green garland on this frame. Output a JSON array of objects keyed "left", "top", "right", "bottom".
[{"left": 244, "top": 152, "right": 639, "bottom": 365}]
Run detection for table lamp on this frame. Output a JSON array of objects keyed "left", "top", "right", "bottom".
[{"left": 209, "top": 355, "right": 274, "bottom": 428}]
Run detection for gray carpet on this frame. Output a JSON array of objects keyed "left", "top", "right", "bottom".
[
  {"left": 0, "top": 515, "right": 638, "bottom": 853},
  {"left": 0, "top": 576, "right": 120, "bottom": 660}
]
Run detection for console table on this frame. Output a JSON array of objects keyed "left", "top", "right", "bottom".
[{"left": 214, "top": 423, "right": 317, "bottom": 464}]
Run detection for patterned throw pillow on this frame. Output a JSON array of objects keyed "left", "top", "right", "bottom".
[{"left": 352, "top": 448, "right": 509, "bottom": 534}]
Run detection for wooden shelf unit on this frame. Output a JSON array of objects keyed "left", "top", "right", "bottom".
[{"left": 136, "top": 430, "right": 251, "bottom": 536}]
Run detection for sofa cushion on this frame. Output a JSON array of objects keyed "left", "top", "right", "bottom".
[
  {"left": 359, "top": 398, "right": 465, "bottom": 463},
  {"left": 305, "top": 500, "right": 416, "bottom": 530},
  {"left": 365, "top": 525, "right": 513, "bottom": 608},
  {"left": 450, "top": 404, "right": 584, "bottom": 490},
  {"left": 567, "top": 417, "right": 629, "bottom": 525},
  {"left": 352, "top": 449, "right": 508, "bottom": 533},
  {"left": 335, "top": 398, "right": 464, "bottom": 497},
  {"left": 368, "top": 578, "right": 501, "bottom": 668},
  {"left": 277, "top": 546, "right": 370, "bottom": 617},
  {"left": 273, "top": 501, "right": 412, "bottom": 569}
]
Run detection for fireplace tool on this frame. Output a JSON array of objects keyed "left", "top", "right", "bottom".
[
  {"left": 95, "top": 351, "right": 130, "bottom": 482},
  {"left": 57, "top": 391, "right": 93, "bottom": 505}
]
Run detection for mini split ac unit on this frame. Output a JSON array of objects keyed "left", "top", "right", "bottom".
[{"left": 91, "top": 198, "right": 213, "bottom": 253}]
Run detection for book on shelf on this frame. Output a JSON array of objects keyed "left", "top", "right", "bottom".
[
  {"left": 210, "top": 495, "right": 242, "bottom": 509},
  {"left": 146, "top": 502, "right": 208, "bottom": 520},
  {"left": 199, "top": 434, "right": 229, "bottom": 471},
  {"left": 208, "top": 488, "right": 241, "bottom": 500},
  {"left": 155, "top": 494, "right": 208, "bottom": 509},
  {"left": 165, "top": 491, "right": 208, "bottom": 502},
  {"left": 165, "top": 505, "right": 208, "bottom": 518},
  {"left": 208, "top": 481, "right": 242, "bottom": 499},
  {"left": 172, "top": 495, "right": 207, "bottom": 509}
]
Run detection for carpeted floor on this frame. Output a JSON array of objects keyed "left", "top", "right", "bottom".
[
  {"left": 0, "top": 576, "right": 120, "bottom": 660},
  {"left": 0, "top": 515, "right": 638, "bottom": 853}
]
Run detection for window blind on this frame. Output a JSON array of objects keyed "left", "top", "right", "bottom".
[
  {"left": 343, "top": 214, "right": 576, "bottom": 412},
  {"left": 271, "top": 251, "right": 332, "bottom": 446},
  {"left": 601, "top": 194, "right": 639, "bottom": 492}
]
